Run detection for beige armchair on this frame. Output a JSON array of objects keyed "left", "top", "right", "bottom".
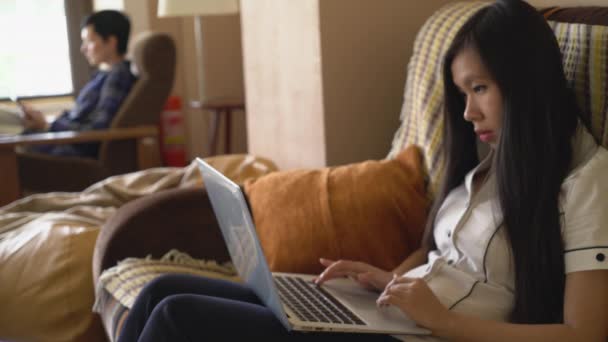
[{"left": 0, "top": 31, "right": 176, "bottom": 205}]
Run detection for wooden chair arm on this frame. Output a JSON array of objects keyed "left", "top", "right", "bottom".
[
  {"left": 0, "top": 126, "right": 159, "bottom": 148},
  {"left": 0, "top": 126, "right": 162, "bottom": 208}
]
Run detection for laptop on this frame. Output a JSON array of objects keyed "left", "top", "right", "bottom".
[
  {"left": 0, "top": 105, "right": 24, "bottom": 135},
  {"left": 196, "top": 158, "right": 430, "bottom": 335}
]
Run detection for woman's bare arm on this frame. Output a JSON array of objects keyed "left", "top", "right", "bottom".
[{"left": 392, "top": 246, "right": 429, "bottom": 275}]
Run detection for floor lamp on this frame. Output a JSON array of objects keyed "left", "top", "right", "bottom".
[{"left": 158, "top": 0, "right": 241, "bottom": 156}]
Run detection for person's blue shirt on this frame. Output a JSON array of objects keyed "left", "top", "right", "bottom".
[{"left": 32, "top": 60, "right": 136, "bottom": 158}]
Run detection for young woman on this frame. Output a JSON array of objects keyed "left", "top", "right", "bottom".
[{"left": 118, "top": 1, "right": 608, "bottom": 341}]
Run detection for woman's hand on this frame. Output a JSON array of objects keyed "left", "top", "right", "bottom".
[
  {"left": 313, "top": 258, "right": 393, "bottom": 292},
  {"left": 377, "top": 276, "right": 451, "bottom": 331}
]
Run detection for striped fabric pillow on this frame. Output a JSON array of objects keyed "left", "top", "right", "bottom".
[
  {"left": 548, "top": 19, "right": 608, "bottom": 148},
  {"left": 387, "top": 2, "right": 488, "bottom": 195},
  {"left": 93, "top": 250, "right": 240, "bottom": 342}
]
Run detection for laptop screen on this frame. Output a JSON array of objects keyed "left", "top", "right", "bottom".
[{"left": 196, "top": 158, "right": 292, "bottom": 330}]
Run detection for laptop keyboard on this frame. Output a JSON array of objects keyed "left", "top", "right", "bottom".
[{"left": 274, "top": 275, "right": 366, "bottom": 326}]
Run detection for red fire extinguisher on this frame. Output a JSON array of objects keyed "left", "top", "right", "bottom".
[{"left": 159, "top": 95, "right": 187, "bottom": 167}]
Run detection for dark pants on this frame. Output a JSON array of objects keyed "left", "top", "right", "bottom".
[{"left": 117, "top": 274, "right": 399, "bottom": 342}]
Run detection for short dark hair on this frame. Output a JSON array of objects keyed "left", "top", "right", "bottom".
[
  {"left": 82, "top": 10, "right": 131, "bottom": 55},
  {"left": 425, "top": 0, "right": 591, "bottom": 325}
]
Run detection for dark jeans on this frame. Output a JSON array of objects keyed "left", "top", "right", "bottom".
[{"left": 117, "top": 274, "right": 399, "bottom": 342}]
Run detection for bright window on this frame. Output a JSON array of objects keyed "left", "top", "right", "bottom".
[{"left": 0, "top": 0, "right": 73, "bottom": 99}]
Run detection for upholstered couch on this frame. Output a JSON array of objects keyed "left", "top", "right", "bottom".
[{"left": 1, "top": 3, "right": 607, "bottom": 342}]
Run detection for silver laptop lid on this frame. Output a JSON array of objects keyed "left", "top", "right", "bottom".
[{"left": 196, "top": 158, "right": 291, "bottom": 330}]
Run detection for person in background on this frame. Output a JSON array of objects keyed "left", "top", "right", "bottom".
[{"left": 21, "top": 9, "right": 136, "bottom": 158}]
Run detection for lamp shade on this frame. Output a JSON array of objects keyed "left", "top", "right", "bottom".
[{"left": 158, "top": 0, "right": 239, "bottom": 17}]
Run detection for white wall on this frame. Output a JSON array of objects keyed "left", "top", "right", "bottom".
[{"left": 93, "top": 0, "right": 124, "bottom": 11}]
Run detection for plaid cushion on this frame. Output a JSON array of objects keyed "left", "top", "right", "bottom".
[
  {"left": 93, "top": 250, "right": 240, "bottom": 342},
  {"left": 387, "top": 2, "right": 489, "bottom": 194},
  {"left": 548, "top": 20, "right": 608, "bottom": 148},
  {"left": 95, "top": 288, "right": 130, "bottom": 342}
]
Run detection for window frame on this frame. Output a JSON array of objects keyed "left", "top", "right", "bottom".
[{"left": 65, "top": 0, "right": 94, "bottom": 96}]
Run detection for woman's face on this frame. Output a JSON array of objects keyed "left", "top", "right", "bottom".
[{"left": 451, "top": 47, "right": 504, "bottom": 149}]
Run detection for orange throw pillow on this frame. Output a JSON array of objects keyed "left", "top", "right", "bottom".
[{"left": 244, "top": 145, "right": 429, "bottom": 274}]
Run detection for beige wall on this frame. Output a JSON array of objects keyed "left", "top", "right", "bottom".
[
  {"left": 241, "top": 0, "right": 456, "bottom": 169},
  {"left": 241, "top": 0, "right": 608, "bottom": 170},
  {"left": 320, "top": 0, "right": 456, "bottom": 166},
  {"left": 118, "top": 0, "right": 606, "bottom": 167},
  {"left": 241, "top": 0, "right": 327, "bottom": 168},
  {"left": 93, "top": 0, "right": 124, "bottom": 11}
]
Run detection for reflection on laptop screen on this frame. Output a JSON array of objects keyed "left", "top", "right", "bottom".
[{"left": 197, "top": 158, "right": 291, "bottom": 329}]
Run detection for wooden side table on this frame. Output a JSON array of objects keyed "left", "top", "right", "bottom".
[{"left": 191, "top": 97, "right": 245, "bottom": 156}]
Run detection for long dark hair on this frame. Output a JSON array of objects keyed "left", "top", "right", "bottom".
[{"left": 424, "top": 0, "right": 590, "bottom": 324}]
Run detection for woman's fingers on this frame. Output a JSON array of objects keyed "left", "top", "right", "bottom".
[
  {"left": 314, "top": 259, "right": 392, "bottom": 292},
  {"left": 315, "top": 259, "right": 378, "bottom": 285},
  {"left": 358, "top": 271, "right": 393, "bottom": 291},
  {"left": 376, "top": 277, "right": 449, "bottom": 330},
  {"left": 377, "top": 281, "right": 413, "bottom": 307},
  {"left": 319, "top": 258, "right": 334, "bottom": 266},
  {"left": 378, "top": 277, "right": 430, "bottom": 309},
  {"left": 384, "top": 275, "right": 416, "bottom": 289},
  {"left": 315, "top": 259, "right": 357, "bottom": 284}
]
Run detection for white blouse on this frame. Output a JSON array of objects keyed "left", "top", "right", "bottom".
[{"left": 395, "top": 127, "right": 608, "bottom": 341}]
